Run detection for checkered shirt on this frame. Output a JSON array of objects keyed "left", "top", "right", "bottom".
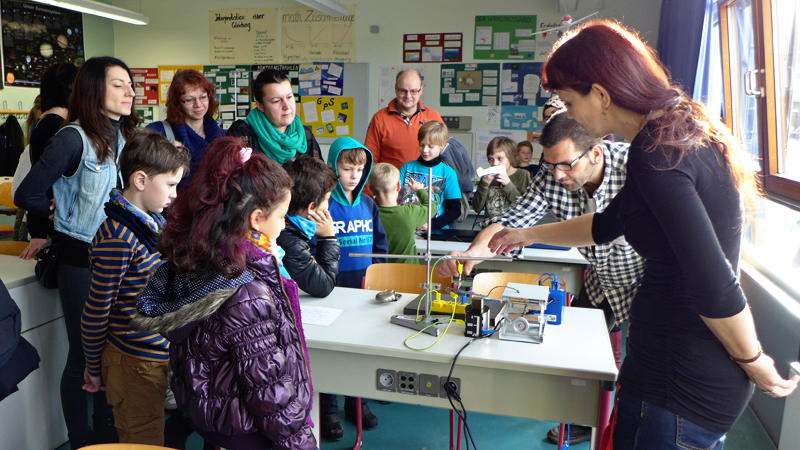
[{"left": 485, "top": 141, "right": 644, "bottom": 327}]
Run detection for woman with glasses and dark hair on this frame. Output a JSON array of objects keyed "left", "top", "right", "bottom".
[
  {"left": 147, "top": 69, "right": 224, "bottom": 187},
  {"left": 488, "top": 20, "right": 799, "bottom": 448},
  {"left": 227, "top": 68, "right": 321, "bottom": 164},
  {"left": 16, "top": 56, "right": 140, "bottom": 448}
]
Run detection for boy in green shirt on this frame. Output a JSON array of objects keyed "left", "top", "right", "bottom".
[{"left": 368, "top": 162, "right": 438, "bottom": 264}]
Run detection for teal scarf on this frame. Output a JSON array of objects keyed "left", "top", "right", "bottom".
[{"left": 246, "top": 109, "right": 308, "bottom": 164}]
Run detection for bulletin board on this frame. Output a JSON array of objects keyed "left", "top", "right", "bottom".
[
  {"left": 281, "top": 5, "right": 356, "bottom": 63},
  {"left": 1, "top": 0, "right": 84, "bottom": 87},
  {"left": 298, "top": 62, "right": 344, "bottom": 96},
  {"left": 299, "top": 96, "right": 354, "bottom": 138},
  {"left": 203, "top": 65, "right": 251, "bottom": 129},
  {"left": 135, "top": 105, "right": 156, "bottom": 125},
  {"left": 403, "top": 33, "right": 462, "bottom": 63},
  {"left": 158, "top": 65, "right": 204, "bottom": 103},
  {"left": 250, "top": 64, "right": 300, "bottom": 103},
  {"left": 440, "top": 63, "right": 499, "bottom": 107},
  {"left": 500, "top": 62, "right": 547, "bottom": 130},
  {"left": 473, "top": 15, "right": 538, "bottom": 60},
  {"left": 208, "top": 8, "right": 280, "bottom": 64},
  {"left": 131, "top": 68, "right": 159, "bottom": 106}
]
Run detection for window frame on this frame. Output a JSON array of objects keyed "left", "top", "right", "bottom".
[{"left": 720, "top": 0, "right": 800, "bottom": 208}]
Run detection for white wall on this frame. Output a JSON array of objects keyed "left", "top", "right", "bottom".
[
  {"left": 0, "top": 15, "right": 115, "bottom": 114},
  {"left": 111, "top": 0, "right": 662, "bottom": 135}
]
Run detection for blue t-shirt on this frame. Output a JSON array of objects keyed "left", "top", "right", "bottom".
[
  {"left": 328, "top": 193, "right": 388, "bottom": 287},
  {"left": 399, "top": 159, "right": 461, "bottom": 222}
]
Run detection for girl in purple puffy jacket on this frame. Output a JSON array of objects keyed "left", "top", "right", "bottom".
[{"left": 132, "top": 137, "right": 315, "bottom": 450}]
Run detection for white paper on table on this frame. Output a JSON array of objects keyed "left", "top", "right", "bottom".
[
  {"left": 300, "top": 305, "right": 343, "bottom": 326},
  {"left": 302, "top": 101, "right": 318, "bottom": 123},
  {"left": 321, "top": 109, "right": 336, "bottom": 122},
  {"left": 327, "top": 63, "right": 343, "bottom": 78}
]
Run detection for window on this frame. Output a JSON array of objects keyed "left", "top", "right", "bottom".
[{"left": 719, "top": 0, "right": 800, "bottom": 297}]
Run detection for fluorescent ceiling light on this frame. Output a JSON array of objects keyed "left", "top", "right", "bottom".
[
  {"left": 294, "top": 0, "right": 349, "bottom": 17},
  {"left": 29, "top": 0, "right": 149, "bottom": 26}
]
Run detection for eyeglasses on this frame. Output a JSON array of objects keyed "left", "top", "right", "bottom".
[
  {"left": 180, "top": 94, "right": 209, "bottom": 105},
  {"left": 540, "top": 147, "right": 592, "bottom": 172},
  {"left": 395, "top": 87, "right": 422, "bottom": 96}
]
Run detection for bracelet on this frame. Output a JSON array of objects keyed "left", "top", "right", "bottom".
[{"left": 729, "top": 345, "right": 763, "bottom": 364}]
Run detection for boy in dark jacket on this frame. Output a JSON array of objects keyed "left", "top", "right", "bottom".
[{"left": 277, "top": 156, "right": 340, "bottom": 297}]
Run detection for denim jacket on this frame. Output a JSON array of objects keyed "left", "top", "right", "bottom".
[{"left": 52, "top": 123, "right": 125, "bottom": 243}]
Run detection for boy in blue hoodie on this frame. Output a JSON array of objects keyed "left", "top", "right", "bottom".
[{"left": 323, "top": 136, "right": 388, "bottom": 440}]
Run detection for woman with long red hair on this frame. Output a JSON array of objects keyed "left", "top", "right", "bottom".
[{"left": 488, "top": 20, "right": 798, "bottom": 448}]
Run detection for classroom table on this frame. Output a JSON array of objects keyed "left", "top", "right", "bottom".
[{"left": 301, "top": 287, "right": 618, "bottom": 449}]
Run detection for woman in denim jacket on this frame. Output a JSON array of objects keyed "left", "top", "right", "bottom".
[{"left": 15, "top": 56, "right": 139, "bottom": 448}]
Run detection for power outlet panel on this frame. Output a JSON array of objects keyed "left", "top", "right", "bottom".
[
  {"left": 376, "top": 368, "right": 398, "bottom": 392},
  {"left": 418, "top": 373, "right": 440, "bottom": 397},
  {"left": 397, "top": 371, "right": 417, "bottom": 394},
  {"left": 439, "top": 376, "right": 461, "bottom": 398}
]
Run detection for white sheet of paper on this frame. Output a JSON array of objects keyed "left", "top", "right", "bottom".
[
  {"left": 327, "top": 86, "right": 342, "bottom": 95},
  {"left": 465, "top": 93, "right": 480, "bottom": 102},
  {"left": 483, "top": 86, "right": 497, "bottom": 96},
  {"left": 321, "top": 109, "right": 336, "bottom": 122},
  {"left": 475, "top": 26, "right": 492, "bottom": 45},
  {"left": 493, "top": 32, "right": 510, "bottom": 50},
  {"left": 328, "top": 63, "right": 343, "bottom": 78},
  {"left": 487, "top": 106, "right": 500, "bottom": 126},
  {"left": 303, "top": 101, "right": 318, "bottom": 123},
  {"left": 335, "top": 125, "right": 349, "bottom": 135},
  {"left": 449, "top": 93, "right": 464, "bottom": 103},
  {"left": 309, "top": 87, "right": 322, "bottom": 95},
  {"left": 300, "top": 305, "right": 343, "bottom": 326}
]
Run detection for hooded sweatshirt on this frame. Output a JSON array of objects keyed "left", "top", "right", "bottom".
[{"left": 326, "top": 137, "right": 388, "bottom": 287}]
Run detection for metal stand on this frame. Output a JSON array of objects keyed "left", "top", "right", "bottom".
[{"left": 352, "top": 167, "right": 512, "bottom": 336}]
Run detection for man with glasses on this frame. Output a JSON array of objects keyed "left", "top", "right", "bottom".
[
  {"left": 365, "top": 69, "right": 444, "bottom": 169},
  {"left": 438, "top": 111, "right": 644, "bottom": 445}
]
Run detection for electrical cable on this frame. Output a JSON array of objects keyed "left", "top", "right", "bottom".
[{"left": 442, "top": 317, "right": 505, "bottom": 450}]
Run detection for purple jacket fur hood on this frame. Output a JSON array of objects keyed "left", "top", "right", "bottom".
[{"left": 131, "top": 246, "right": 315, "bottom": 450}]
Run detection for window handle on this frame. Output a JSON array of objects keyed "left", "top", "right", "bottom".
[{"left": 744, "top": 69, "right": 765, "bottom": 97}]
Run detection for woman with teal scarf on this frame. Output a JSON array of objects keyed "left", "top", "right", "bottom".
[{"left": 228, "top": 69, "right": 321, "bottom": 164}]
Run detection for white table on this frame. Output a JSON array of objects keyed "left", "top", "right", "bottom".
[
  {"left": 301, "top": 287, "right": 617, "bottom": 449},
  {"left": 0, "top": 254, "right": 68, "bottom": 450}
]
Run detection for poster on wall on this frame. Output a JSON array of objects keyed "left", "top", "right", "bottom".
[
  {"left": 299, "top": 96, "right": 354, "bottom": 138},
  {"left": 1, "top": 0, "right": 83, "bottom": 87},
  {"left": 135, "top": 105, "right": 156, "bottom": 125},
  {"left": 250, "top": 64, "right": 300, "bottom": 104},
  {"left": 281, "top": 5, "right": 356, "bottom": 63},
  {"left": 158, "top": 65, "right": 204, "bottom": 103},
  {"left": 298, "top": 62, "right": 344, "bottom": 96},
  {"left": 209, "top": 8, "right": 280, "bottom": 64},
  {"left": 131, "top": 68, "right": 159, "bottom": 106},
  {"left": 440, "top": 63, "right": 499, "bottom": 107},
  {"left": 204, "top": 65, "right": 251, "bottom": 128},
  {"left": 473, "top": 15, "right": 537, "bottom": 60},
  {"left": 402, "top": 33, "right": 462, "bottom": 63},
  {"left": 500, "top": 62, "right": 548, "bottom": 130}
]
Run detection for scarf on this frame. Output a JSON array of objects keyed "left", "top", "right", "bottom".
[
  {"left": 416, "top": 155, "right": 443, "bottom": 167},
  {"left": 286, "top": 214, "right": 317, "bottom": 240},
  {"left": 246, "top": 230, "right": 291, "bottom": 279},
  {"left": 104, "top": 189, "right": 165, "bottom": 253},
  {"left": 246, "top": 109, "right": 308, "bottom": 164}
]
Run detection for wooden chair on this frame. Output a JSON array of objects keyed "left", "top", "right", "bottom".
[
  {"left": 0, "top": 181, "right": 17, "bottom": 235},
  {"left": 363, "top": 263, "right": 452, "bottom": 293}
]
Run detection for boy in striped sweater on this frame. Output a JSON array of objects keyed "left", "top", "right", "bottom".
[{"left": 81, "top": 130, "right": 190, "bottom": 445}]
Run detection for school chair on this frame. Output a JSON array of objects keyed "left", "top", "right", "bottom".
[
  {"left": 363, "top": 262, "right": 452, "bottom": 293},
  {"left": 0, "top": 179, "right": 29, "bottom": 256}
]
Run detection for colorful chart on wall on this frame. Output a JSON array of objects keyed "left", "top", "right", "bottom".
[
  {"left": 1, "top": 0, "right": 84, "bottom": 87},
  {"left": 135, "top": 105, "right": 156, "bottom": 125},
  {"left": 250, "top": 64, "right": 300, "bottom": 104},
  {"left": 299, "top": 96, "right": 354, "bottom": 138},
  {"left": 500, "top": 62, "right": 548, "bottom": 130},
  {"left": 298, "top": 62, "right": 344, "bottom": 96},
  {"left": 403, "top": 33, "right": 462, "bottom": 63},
  {"left": 440, "top": 63, "right": 499, "bottom": 107},
  {"left": 204, "top": 65, "right": 251, "bottom": 129},
  {"left": 281, "top": 5, "right": 356, "bottom": 63},
  {"left": 208, "top": 8, "right": 280, "bottom": 64},
  {"left": 473, "top": 15, "right": 537, "bottom": 60},
  {"left": 158, "top": 65, "right": 204, "bottom": 103},
  {"left": 131, "top": 68, "right": 159, "bottom": 107}
]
